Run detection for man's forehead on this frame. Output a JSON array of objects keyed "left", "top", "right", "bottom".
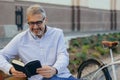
[{"left": 27, "top": 14, "right": 43, "bottom": 21}]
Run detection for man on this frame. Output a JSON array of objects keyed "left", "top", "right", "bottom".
[{"left": 0, "top": 4, "right": 80, "bottom": 80}]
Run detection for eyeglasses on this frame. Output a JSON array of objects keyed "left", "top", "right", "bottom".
[{"left": 28, "top": 17, "right": 45, "bottom": 26}]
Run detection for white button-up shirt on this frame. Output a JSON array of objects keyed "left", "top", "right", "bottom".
[{"left": 0, "top": 26, "right": 71, "bottom": 80}]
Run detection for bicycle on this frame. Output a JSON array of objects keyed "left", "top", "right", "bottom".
[{"left": 77, "top": 41, "right": 119, "bottom": 80}]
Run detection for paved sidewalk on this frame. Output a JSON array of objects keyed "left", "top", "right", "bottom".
[{"left": 0, "top": 38, "right": 11, "bottom": 49}]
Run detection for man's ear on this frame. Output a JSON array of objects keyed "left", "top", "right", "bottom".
[
  {"left": 45, "top": 17, "right": 48, "bottom": 24},
  {"left": 45, "top": 17, "right": 48, "bottom": 21}
]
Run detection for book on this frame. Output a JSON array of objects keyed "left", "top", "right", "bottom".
[{"left": 11, "top": 60, "right": 42, "bottom": 78}]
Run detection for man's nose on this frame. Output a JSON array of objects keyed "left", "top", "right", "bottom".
[{"left": 33, "top": 24, "right": 39, "bottom": 28}]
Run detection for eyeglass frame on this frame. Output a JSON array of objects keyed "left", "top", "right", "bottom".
[{"left": 28, "top": 17, "right": 45, "bottom": 26}]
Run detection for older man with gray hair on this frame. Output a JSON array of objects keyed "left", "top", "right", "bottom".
[{"left": 0, "top": 4, "right": 83, "bottom": 80}]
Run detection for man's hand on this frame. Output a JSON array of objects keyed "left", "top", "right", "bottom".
[
  {"left": 36, "top": 65, "right": 57, "bottom": 78},
  {"left": 9, "top": 67, "right": 26, "bottom": 78}
]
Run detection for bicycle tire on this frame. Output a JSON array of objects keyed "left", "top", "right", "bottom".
[{"left": 77, "top": 59, "right": 112, "bottom": 80}]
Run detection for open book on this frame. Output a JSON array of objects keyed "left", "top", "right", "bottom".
[{"left": 11, "top": 60, "right": 42, "bottom": 78}]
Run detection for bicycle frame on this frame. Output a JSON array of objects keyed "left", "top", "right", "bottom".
[
  {"left": 91, "top": 47, "right": 119, "bottom": 80},
  {"left": 110, "top": 48, "right": 117, "bottom": 80}
]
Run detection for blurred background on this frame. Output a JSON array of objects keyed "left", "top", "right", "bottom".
[
  {"left": 0, "top": 0, "right": 120, "bottom": 36},
  {"left": 0, "top": 0, "right": 120, "bottom": 52}
]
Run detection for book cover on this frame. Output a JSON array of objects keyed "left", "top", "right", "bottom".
[{"left": 11, "top": 60, "right": 42, "bottom": 78}]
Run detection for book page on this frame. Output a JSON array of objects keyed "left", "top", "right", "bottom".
[{"left": 12, "top": 60, "right": 25, "bottom": 67}]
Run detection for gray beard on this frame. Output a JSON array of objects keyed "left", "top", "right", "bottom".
[
  {"left": 37, "top": 30, "right": 43, "bottom": 36},
  {"left": 36, "top": 30, "right": 44, "bottom": 38}
]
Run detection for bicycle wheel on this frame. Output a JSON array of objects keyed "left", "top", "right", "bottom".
[{"left": 77, "top": 59, "right": 112, "bottom": 80}]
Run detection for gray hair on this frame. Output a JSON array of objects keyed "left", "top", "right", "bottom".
[{"left": 26, "top": 4, "right": 46, "bottom": 19}]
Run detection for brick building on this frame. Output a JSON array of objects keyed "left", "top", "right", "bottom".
[{"left": 0, "top": 0, "right": 120, "bottom": 38}]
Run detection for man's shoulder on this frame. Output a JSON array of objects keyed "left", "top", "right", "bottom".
[{"left": 14, "top": 29, "right": 29, "bottom": 39}]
